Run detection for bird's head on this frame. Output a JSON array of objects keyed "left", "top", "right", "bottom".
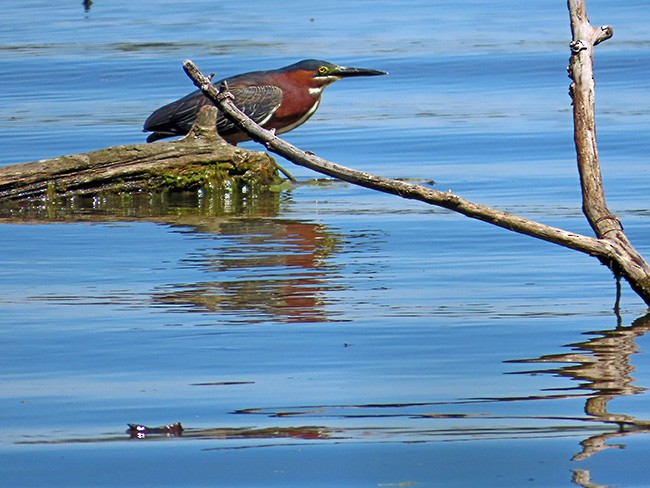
[{"left": 278, "top": 59, "right": 386, "bottom": 94}]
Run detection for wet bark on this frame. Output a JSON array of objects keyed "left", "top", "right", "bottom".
[
  {"left": 0, "top": 107, "right": 278, "bottom": 202},
  {"left": 181, "top": 0, "right": 650, "bottom": 307}
]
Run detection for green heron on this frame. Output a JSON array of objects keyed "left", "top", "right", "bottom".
[{"left": 143, "top": 59, "right": 386, "bottom": 144}]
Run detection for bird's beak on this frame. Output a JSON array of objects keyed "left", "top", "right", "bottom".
[{"left": 331, "top": 66, "right": 388, "bottom": 77}]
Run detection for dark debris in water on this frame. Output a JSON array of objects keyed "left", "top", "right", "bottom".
[
  {"left": 127, "top": 422, "right": 184, "bottom": 439},
  {"left": 190, "top": 381, "right": 255, "bottom": 386},
  {"left": 125, "top": 422, "right": 334, "bottom": 441}
]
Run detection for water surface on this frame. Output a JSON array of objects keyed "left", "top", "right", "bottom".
[{"left": 2, "top": 1, "right": 650, "bottom": 486}]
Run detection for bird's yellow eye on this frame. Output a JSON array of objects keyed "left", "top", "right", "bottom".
[{"left": 317, "top": 66, "right": 329, "bottom": 75}]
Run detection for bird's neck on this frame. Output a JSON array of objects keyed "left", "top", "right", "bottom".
[{"left": 308, "top": 85, "right": 327, "bottom": 97}]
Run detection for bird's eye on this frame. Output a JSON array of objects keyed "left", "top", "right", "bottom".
[{"left": 317, "top": 66, "right": 329, "bottom": 75}]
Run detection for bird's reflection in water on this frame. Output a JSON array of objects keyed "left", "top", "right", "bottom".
[
  {"left": 2, "top": 187, "right": 348, "bottom": 324},
  {"left": 154, "top": 217, "right": 344, "bottom": 323}
]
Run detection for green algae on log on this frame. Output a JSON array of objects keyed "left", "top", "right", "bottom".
[{"left": 0, "top": 106, "right": 280, "bottom": 203}]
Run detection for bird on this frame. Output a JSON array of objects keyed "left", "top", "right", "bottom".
[{"left": 143, "top": 59, "right": 386, "bottom": 144}]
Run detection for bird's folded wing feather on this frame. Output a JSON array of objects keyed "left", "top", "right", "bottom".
[
  {"left": 217, "top": 84, "right": 283, "bottom": 136},
  {"left": 144, "top": 84, "right": 283, "bottom": 137}
]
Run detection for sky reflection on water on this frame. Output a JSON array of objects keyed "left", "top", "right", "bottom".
[{"left": 2, "top": 1, "right": 650, "bottom": 487}]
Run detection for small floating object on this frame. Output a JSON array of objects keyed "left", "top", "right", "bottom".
[{"left": 127, "top": 422, "right": 184, "bottom": 439}]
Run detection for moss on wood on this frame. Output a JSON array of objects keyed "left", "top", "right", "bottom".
[{"left": 0, "top": 106, "right": 283, "bottom": 205}]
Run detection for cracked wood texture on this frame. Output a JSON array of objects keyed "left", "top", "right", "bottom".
[
  {"left": 567, "top": 0, "right": 650, "bottom": 305},
  {"left": 0, "top": 107, "right": 277, "bottom": 202}
]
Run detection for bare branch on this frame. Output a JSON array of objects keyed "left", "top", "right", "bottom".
[
  {"left": 181, "top": 0, "right": 650, "bottom": 309},
  {"left": 567, "top": 0, "right": 650, "bottom": 304},
  {"left": 183, "top": 60, "right": 606, "bottom": 255},
  {"left": 568, "top": 0, "right": 615, "bottom": 235}
]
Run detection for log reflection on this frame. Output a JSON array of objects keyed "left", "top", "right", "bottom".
[{"left": 0, "top": 186, "right": 345, "bottom": 323}]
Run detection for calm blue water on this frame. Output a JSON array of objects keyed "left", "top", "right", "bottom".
[{"left": 2, "top": 1, "right": 650, "bottom": 486}]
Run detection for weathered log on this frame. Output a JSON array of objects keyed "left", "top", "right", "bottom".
[{"left": 0, "top": 106, "right": 279, "bottom": 202}]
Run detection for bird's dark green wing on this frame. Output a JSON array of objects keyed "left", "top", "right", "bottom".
[
  {"left": 143, "top": 84, "right": 282, "bottom": 142},
  {"left": 216, "top": 84, "right": 282, "bottom": 138},
  {"left": 143, "top": 90, "right": 209, "bottom": 138}
]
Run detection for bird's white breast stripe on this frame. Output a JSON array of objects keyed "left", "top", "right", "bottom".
[{"left": 275, "top": 99, "right": 321, "bottom": 135}]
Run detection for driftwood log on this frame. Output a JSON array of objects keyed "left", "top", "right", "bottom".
[
  {"left": 0, "top": 106, "right": 279, "bottom": 202},
  {"left": 181, "top": 0, "right": 650, "bottom": 308}
]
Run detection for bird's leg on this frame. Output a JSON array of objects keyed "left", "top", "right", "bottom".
[{"left": 275, "top": 162, "right": 297, "bottom": 183}]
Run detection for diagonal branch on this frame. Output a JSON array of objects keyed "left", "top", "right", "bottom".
[
  {"left": 181, "top": 0, "right": 650, "bottom": 308},
  {"left": 182, "top": 60, "right": 606, "bottom": 255}
]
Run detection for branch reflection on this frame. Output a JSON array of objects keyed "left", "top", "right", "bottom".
[{"left": 511, "top": 314, "right": 650, "bottom": 487}]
